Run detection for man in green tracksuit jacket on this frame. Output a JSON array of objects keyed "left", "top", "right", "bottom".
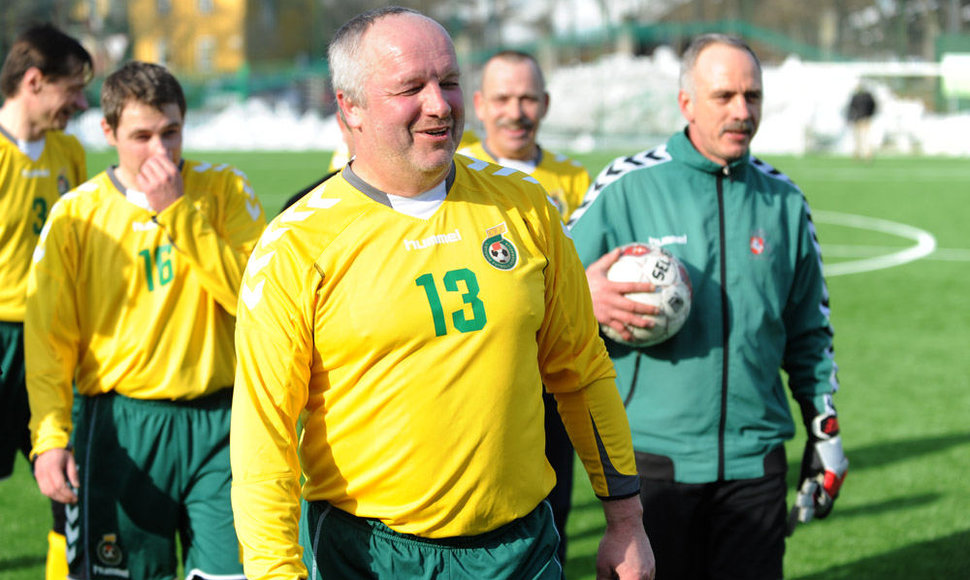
[{"left": 569, "top": 34, "right": 848, "bottom": 579}]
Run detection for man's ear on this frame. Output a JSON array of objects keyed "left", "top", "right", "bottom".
[
  {"left": 336, "top": 91, "right": 362, "bottom": 130},
  {"left": 23, "top": 67, "right": 44, "bottom": 95},
  {"left": 472, "top": 90, "right": 485, "bottom": 121},
  {"left": 100, "top": 118, "right": 117, "bottom": 147},
  {"left": 678, "top": 90, "right": 694, "bottom": 123}
]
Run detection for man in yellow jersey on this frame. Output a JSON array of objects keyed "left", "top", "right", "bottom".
[
  {"left": 26, "top": 61, "right": 265, "bottom": 580},
  {"left": 461, "top": 50, "right": 592, "bottom": 565},
  {"left": 0, "top": 23, "right": 92, "bottom": 579},
  {"left": 230, "top": 7, "right": 654, "bottom": 580},
  {"left": 460, "top": 51, "right": 590, "bottom": 223}
]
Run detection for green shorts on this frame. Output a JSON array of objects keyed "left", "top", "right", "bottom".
[
  {"left": 70, "top": 390, "right": 244, "bottom": 580},
  {"left": 301, "top": 500, "right": 563, "bottom": 580},
  {"left": 0, "top": 320, "right": 30, "bottom": 479}
]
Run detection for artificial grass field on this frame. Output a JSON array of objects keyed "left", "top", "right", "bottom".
[{"left": 1, "top": 150, "right": 967, "bottom": 579}]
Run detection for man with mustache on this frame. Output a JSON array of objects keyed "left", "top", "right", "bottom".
[
  {"left": 569, "top": 34, "right": 848, "bottom": 579},
  {"left": 460, "top": 49, "right": 592, "bottom": 566},
  {"left": 230, "top": 7, "right": 654, "bottom": 579},
  {"left": 0, "top": 23, "right": 92, "bottom": 579},
  {"left": 461, "top": 51, "right": 590, "bottom": 223}
]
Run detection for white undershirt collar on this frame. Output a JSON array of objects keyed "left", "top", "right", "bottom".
[
  {"left": 385, "top": 180, "right": 448, "bottom": 219},
  {"left": 17, "top": 137, "right": 46, "bottom": 162},
  {"left": 495, "top": 156, "right": 538, "bottom": 175}
]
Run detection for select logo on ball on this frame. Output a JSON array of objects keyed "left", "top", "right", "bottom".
[{"left": 602, "top": 243, "right": 693, "bottom": 347}]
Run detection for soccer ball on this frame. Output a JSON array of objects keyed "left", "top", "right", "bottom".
[
  {"left": 488, "top": 242, "right": 511, "bottom": 264},
  {"left": 601, "top": 243, "right": 692, "bottom": 347}
]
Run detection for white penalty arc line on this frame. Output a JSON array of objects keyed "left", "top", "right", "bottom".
[{"left": 812, "top": 210, "right": 937, "bottom": 277}]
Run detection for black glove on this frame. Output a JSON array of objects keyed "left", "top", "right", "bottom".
[{"left": 788, "top": 411, "right": 848, "bottom": 534}]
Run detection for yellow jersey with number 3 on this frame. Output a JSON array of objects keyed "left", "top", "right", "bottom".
[
  {"left": 230, "top": 155, "right": 637, "bottom": 578},
  {"left": 26, "top": 160, "right": 266, "bottom": 457},
  {"left": 0, "top": 129, "right": 85, "bottom": 322}
]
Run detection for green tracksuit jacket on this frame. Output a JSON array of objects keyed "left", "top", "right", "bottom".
[{"left": 570, "top": 129, "right": 839, "bottom": 484}]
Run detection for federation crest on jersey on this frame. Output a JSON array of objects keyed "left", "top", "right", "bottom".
[
  {"left": 749, "top": 229, "right": 769, "bottom": 257},
  {"left": 750, "top": 236, "right": 764, "bottom": 255},
  {"left": 96, "top": 533, "right": 123, "bottom": 566},
  {"left": 57, "top": 171, "right": 71, "bottom": 195},
  {"left": 482, "top": 223, "right": 518, "bottom": 270},
  {"left": 547, "top": 191, "right": 566, "bottom": 216}
]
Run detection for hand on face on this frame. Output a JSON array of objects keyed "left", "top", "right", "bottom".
[
  {"left": 137, "top": 153, "right": 183, "bottom": 213},
  {"left": 103, "top": 101, "right": 185, "bottom": 210}
]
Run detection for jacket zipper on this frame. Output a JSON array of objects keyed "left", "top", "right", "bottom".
[
  {"left": 625, "top": 354, "right": 641, "bottom": 408},
  {"left": 716, "top": 167, "right": 730, "bottom": 481}
]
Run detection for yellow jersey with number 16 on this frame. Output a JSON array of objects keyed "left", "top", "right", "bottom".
[{"left": 26, "top": 160, "right": 266, "bottom": 458}]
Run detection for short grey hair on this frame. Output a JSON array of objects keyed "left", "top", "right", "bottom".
[
  {"left": 483, "top": 50, "right": 545, "bottom": 92},
  {"left": 328, "top": 6, "right": 421, "bottom": 107},
  {"left": 679, "top": 34, "right": 761, "bottom": 97}
]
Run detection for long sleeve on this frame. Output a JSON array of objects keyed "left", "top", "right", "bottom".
[
  {"left": 784, "top": 198, "right": 839, "bottom": 416},
  {"left": 536, "top": 209, "right": 639, "bottom": 499},
  {"left": 25, "top": 196, "right": 81, "bottom": 456},
  {"left": 231, "top": 220, "right": 315, "bottom": 580},
  {"left": 154, "top": 165, "right": 266, "bottom": 315}
]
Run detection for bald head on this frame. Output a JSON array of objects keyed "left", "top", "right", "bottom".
[
  {"left": 679, "top": 34, "right": 761, "bottom": 98},
  {"left": 331, "top": 8, "right": 463, "bottom": 196},
  {"left": 677, "top": 35, "right": 763, "bottom": 166},
  {"left": 329, "top": 7, "right": 448, "bottom": 107}
]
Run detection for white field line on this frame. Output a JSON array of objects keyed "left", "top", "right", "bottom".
[
  {"left": 924, "top": 248, "right": 970, "bottom": 261},
  {"left": 823, "top": 245, "right": 970, "bottom": 261},
  {"left": 812, "top": 210, "right": 937, "bottom": 277},
  {"left": 799, "top": 168, "right": 970, "bottom": 183}
]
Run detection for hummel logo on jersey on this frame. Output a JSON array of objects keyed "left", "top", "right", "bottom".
[
  {"left": 258, "top": 225, "right": 288, "bottom": 249},
  {"left": 65, "top": 504, "right": 79, "bottom": 564},
  {"left": 241, "top": 280, "right": 265, "bottom": 310},
  {"left": 568, "top": 146, "right": 672, "bottom": 227},
  {"left": 307, "top": 194, "right": 341, "bottom": 209},
  {"left": 404, "top": 229, "right": 462, "bottom": 251},
  {"left": 21, "top": 168, "right": 50, "bottom": 178},
  {"left": 132, "top": 221, "right": 158, "bottom": 232},
  {"left": 648, "top": 234, "right": 688, "bottom": 247},
  {"left": 246, "top": 199, "right": 261, "bottom": 221},
  {"left": 246, "top": 251, "right": 275, "bottom": 277}
]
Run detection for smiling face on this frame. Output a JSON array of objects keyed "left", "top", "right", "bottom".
[
  {"left": 678, "top": 42, "right": 762, "bottom": 166},
  {"left": 474, "top": 56, "right": 548, "bottom": 161},
  {"left": 24, "top": 68, "right": 89, "bottom": 137},
  {"left": 339, "top": 13, "right": 463, "bottom": 196},
  {"left": 102, "top": 100, "right": 183, "bottom": 189}
]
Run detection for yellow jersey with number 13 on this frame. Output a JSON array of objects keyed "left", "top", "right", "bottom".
[{"left": 231, "top": 155, "right": 638, "bottom": 578}]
